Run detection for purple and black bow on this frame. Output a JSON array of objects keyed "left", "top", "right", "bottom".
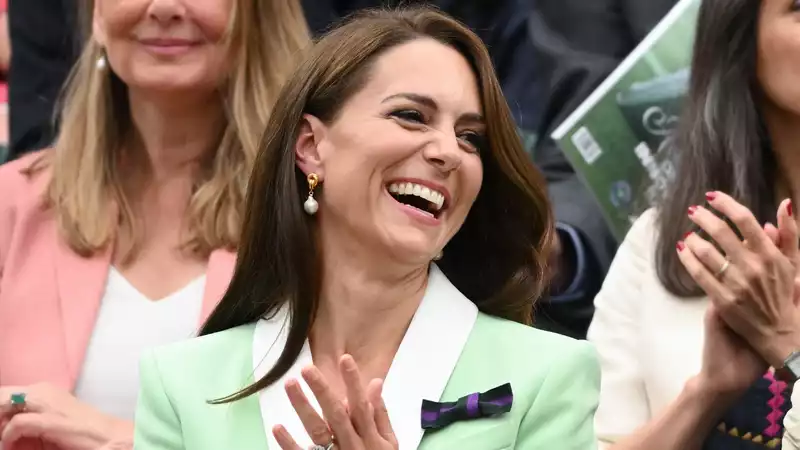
[{"left": 420, "top": 383, "right": 513, "bottom": 430}]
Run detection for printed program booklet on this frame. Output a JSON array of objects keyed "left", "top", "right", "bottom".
[{"left": 550, "top": 0, "right": 700, "bottom": 241}]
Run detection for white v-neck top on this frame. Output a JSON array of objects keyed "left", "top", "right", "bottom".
[{"left": 74, "top": 267, "right": 206, "bottom": 420}]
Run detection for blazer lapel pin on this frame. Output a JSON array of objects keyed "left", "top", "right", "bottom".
[{"left": 421, "top": 383, "right": 513, "bottom": 430}]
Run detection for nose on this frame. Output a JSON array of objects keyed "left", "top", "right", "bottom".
[
  {"left": 147, "top": 0, "right": 186, "bottom": 23},
  {"left": 423, "top": 131, "right": 462, "bottom": 174}
]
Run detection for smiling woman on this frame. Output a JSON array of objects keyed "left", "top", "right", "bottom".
[
  {"left": 133, "top": 6, "right": 600, "bottom": 450},
  {"left": 0, "top": 0, "right": 309, "bottom": 449}
]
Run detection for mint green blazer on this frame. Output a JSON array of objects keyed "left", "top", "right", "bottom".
[
  {"left": 134, "top": 318, "right": 599, "bottom": 450},
  {"left": 133, "top": 267, "right": 599, "bottom": 450}
]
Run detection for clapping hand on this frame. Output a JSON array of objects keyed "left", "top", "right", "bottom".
[
  {"left": 696, "top": 303, "right": 767, "bottom": 397},
  {"left": 273, "top": 355, "right": 398, "bottom": 450},
  {"left": 678, "top": 192, "right": 800, "bottom": 369}
]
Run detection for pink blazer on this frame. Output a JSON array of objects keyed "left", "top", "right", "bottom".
[{"left": 0, "top": 152, "right": 236, "bottom": 391}]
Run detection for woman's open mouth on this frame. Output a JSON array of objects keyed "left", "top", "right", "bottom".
[{"left": 387, "top": 181, "right": 447, "bottom": 219}]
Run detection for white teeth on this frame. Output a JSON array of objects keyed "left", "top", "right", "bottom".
[{"left": 387, "top": 182, "right": 445, "bottom": 210}]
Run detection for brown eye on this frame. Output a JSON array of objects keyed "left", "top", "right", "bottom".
[
  {"left": 390, "top": 109, "right": 425, "bottom": 123},
  {"left": 458, "top": 131, "right": 486, "bottom": 153}
]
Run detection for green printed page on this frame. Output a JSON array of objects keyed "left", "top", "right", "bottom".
[{"left": 551, "top": 0, "right": 700, "bottom": 241}]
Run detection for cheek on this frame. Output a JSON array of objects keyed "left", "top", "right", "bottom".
[
  {"left": 186, "top": 0, "right": 233, "bottom": 43},
  {"left": 758, "top": 27, "right": 800, "bottom": 114},
  {"left": 460, "top": 158, "right": 483, "bottom": 206},
  {"left": 324, "top": 121, "right": 419, "bottom": 170},
  {"left": 97, "top": 0, "right": 145, "bottom": 40},
  {"left": 318, "top": 168, "right": 372, "bottom": 221}
]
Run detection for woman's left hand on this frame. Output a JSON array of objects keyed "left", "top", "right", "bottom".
[
  {"left": 678, "top": 191, "right": 800, "bottom": 368},
  {"left": 273, "top": 355, "right": 398, "bottom": 450},
  {"left": 0, "top": 383, "right": 132, "bottom": 450}
]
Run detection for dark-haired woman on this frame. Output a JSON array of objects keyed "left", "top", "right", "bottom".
[
  {"left": 588, "top": 0, "right": 800, "bottom": 448},
  {"left": 133, "top": 6, "right": 599, "bottom": 450}
]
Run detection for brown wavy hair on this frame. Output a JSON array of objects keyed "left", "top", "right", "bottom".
[
  {"left": 28, "top": 0, "right": 310, "bottom": 260},
  {"left": 201, "top": 6, "right": 554, "bottom": 403}
]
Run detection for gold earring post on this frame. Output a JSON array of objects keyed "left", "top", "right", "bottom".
[{"left": 307, "top": 173, "right": 319, "bottom": 192}]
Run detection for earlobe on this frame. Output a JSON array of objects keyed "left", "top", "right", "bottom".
[
  {"left": 93, "top": 22, "right": 107, "bottom": 47},
  {"left": 295, "top": 114, "right": 326, "bottom": 178}
]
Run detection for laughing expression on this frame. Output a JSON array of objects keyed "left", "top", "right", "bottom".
[{"left": 298, "top": 38, "right": 485, "bottom": 265}]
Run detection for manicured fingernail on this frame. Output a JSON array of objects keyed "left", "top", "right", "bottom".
[
  {"left": 688, "top": 205, "right": 697, "bottom": 216},
  {"left": 789, "top": 200, "right": 793, "bottom": 217},
  {"left": 683, "top": 231, "right": 692, "bottom": 240},
  {"left": 705, "top": 192, "right": 717, "bottom": 202},
  {"left": 677, "top": 241, "right": 685, "bottom": 252}
]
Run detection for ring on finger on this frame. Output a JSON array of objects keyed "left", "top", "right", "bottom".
[
  {"left": 9, "top": 392, "right": 27, "bottom": 413},
  {"left": 309, "top": 435, "right": 335, "bottom": 450},
  {"left": 715, "top": 259, "right": 731, "bottom": 279}
]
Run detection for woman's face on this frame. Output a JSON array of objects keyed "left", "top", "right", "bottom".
[
  {"left": 299, "top": 38, "right": 485, "bottom": 264},
  {"left": 94, "top": 0, "right": 233, "bottom": 94},
  {"left": 758, "top": 0, "right": 800, "bottom": 116}
]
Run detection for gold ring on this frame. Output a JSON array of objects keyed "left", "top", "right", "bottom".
[{"left": 715, "top": 259, "right": 731, "bottom": 279}]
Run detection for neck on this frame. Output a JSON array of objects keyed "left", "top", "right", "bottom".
[
  {"left": 764, "top": 103, "right": 800, "bottom": 201},
  {"left": 126, "top": 87, "right": 225, "bottom": 183},
  {"left": 309, "top": 226, "right": 429, "bottom": 380}
]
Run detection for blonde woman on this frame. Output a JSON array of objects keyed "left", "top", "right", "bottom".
[{"left": 0, "top": 0, "right": 309, "bottom": 448}]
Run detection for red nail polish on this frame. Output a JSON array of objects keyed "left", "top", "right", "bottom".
[
  {"left": 677, "top": 241, "right": 685, "bottom": 251},
  {"left": 789, "top": 200, "right": 793, "bottom": 217},
  {"left": 688, "top": 206, "right": 697, "bottom": 216},
  {"left": 705, "top": 192, "right": 717, "bottom": 202},
  {"left": 683, "top": 231, "right": 692, "bottom": 240}
]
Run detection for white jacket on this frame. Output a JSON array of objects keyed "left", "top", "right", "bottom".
[{"left": 588, "top": 209, "right": 796, "bottom": 448}]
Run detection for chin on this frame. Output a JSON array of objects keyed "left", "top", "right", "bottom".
[
  {"left": 138, "top": 77, "right": 207, "bottom": 90},
  {"left": 381, "top": 236, "right": 440, "bottom": 266},
  {"left": 128, "top": 67, "right": 220, "bottom": 93}
]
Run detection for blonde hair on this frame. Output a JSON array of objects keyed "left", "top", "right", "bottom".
[{"left": 33, "top": 0, "right": 310, "bottom": 260}]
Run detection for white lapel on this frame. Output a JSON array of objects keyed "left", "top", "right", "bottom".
[
  {"left": 253, "top": 264, "right": 478, "bottom": 450},
  {"left": 382, "top": 264, "right": 478, "bottom": 449},
  {"left": 253, "top": 308, "right": 319, "bottom": 450}
]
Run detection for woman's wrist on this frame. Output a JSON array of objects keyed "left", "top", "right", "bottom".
[
  {"left": 685, "top": 374, "right": 745, "bottom": 415},
  {"left": 762, "top": 330, "right": 800, "bottom": 369},
  {"left": 608, "top": 376, "right": 740, "bottom": 450},
  {"left": 89, "top": 412, "right": 133, "bottom": 444}
]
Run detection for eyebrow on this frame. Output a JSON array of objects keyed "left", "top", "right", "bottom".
[{"left": 381, "top": 92, "right": 485, "bottom": 125}]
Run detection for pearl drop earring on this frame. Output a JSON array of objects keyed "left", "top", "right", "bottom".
[
  {"left": 96, "top": 54, "right": 107, "bottom": 70},
  {"left": 304, "top": 173, "right": 320, "bottom": 215}
]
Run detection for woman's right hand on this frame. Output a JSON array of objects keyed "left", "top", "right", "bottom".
[
  {"left": 273, "top": 355, "right": 398, "bottom": 450},
  {"left": 696, "top": 303, "right": 767, "bottom": 397}
]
